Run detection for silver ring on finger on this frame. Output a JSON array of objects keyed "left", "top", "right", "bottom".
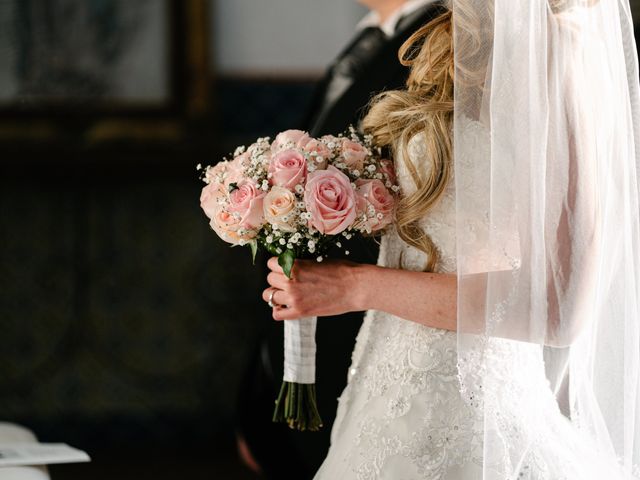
[{"left": 268, "top": 289, "right": 279, "bottom": 308}]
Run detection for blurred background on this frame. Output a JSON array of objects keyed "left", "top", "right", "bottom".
[
  {"left": 0, "top": 1, "right": 639, "bottom": 479},
  {"left": 0, "top": 0, "right": 365, "bottom": 478}
]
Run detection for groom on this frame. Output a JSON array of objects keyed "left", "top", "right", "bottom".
[{"left": 236, "top": 1, "right": 444, "bottom": 478}]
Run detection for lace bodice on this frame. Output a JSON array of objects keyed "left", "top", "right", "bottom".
[
  {"left": 314, "top": 121, "right": 622, "bottom": 480},
  {"left": 317, "top": 130, "right": 484, "bottom": 480}
]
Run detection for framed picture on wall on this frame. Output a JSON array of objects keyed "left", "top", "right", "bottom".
[{"left": 0, "top": 0, "right": 209, "bottom": 143}]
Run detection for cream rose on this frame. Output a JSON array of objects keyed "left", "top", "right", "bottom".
[
  {"left": 209, "top": 209, "right": 257, "bottom": 246},
  {"left": 263, "top": 186, "right": 297, "bottom": 232}
]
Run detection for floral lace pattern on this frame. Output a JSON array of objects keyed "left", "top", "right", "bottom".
[
  {"left": 315, "top": 129, "right": 485, "bottom": 480},
  {"left": 314, "top": 121, "right": 636, "bottom": 480}
]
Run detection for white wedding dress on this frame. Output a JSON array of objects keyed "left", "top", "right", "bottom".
[{"left": 314, "top": 123, "right": 628, "bottom": 480}]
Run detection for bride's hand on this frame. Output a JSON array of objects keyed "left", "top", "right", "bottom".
[{"left": 262, "top": 256, "right": 366, "bottom": 320}]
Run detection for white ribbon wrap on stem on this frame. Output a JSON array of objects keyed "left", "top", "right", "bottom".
[{"left": 283, "top": 316, "right": 317, "bottom": 384}]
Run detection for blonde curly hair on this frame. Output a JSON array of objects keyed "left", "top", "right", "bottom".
[
  {"left": 362, "top": 0, "right": 594, "bottom": 272},
  {"left": 362, "top": 7, "right": 453, "bottom": 272}
]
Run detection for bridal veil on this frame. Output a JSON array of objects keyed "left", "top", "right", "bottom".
[{"left": 453, "top": 0, "right": 640, "bottom": 477}]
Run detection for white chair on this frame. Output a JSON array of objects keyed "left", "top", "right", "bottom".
[{"left": 0, "top": 423, "right": 50, "bottom": 480}]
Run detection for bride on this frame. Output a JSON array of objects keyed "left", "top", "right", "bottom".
[{"left": 263, "top": 0, "right": 640, "bottom": 478}]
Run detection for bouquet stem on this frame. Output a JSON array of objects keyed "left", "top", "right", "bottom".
[
  {"left": 272, "top": 381, "right": 323, "bottom": 431},
  {"left": 272, "top": 315, "right": 322, "bottom": 431}
]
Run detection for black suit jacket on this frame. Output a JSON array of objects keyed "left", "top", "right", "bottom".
[
  {"left": 304, "top": 4, "right": 444, "bottom": 137},
  {"left": 236, "top": 5, "right": 445, "bottom": 480}
]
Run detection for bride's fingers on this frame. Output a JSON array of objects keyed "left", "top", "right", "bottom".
[
  {"left": 273, "top": 305, "right": 302, "bottom": 321},
  {"left": 267, "top": 257, "right": 284, "bottom": 274},
  {"left": 267, "top": 256, "right": 305, "bottom": 278},
  {"left": 267, "top": 271, "right": 289, "bottom": 289}
]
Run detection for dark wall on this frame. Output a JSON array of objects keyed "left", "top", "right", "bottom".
[{"left": 0, "top": 78, "right": 316, "bottom": 478}]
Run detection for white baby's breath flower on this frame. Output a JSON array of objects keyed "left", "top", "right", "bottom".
[
  {"left": 366, "top": 164, "right": 376, "bottom": 173},
  {"left": 266, "top": 235, "right": 274, "bottom": 244},
  {"left": 295, "top": 184, "right": 304, "bottom": 194},
  {"left": 308, "top": 240, "right": 316, "bottom": 249},
  {"left": 353, "top": 170, "right": 360, "bottom": 177},
  {"left": 287, "top": 243, "right": 293, "bottom": 249},
  {"left": 196, "top": 163, "right": 202, "bottom": 170},
  {"left": 279, "top": 238, "right": 286, "bottom": 245},
  {"left": 316, "top": 256, "right": 323, "bottom": 262},
  {"left": 391, "top": 185, "right": 400, "bottom": 193},
  {"left": 234, "top": 145, "right": 246, "bottom": 157},
  {"left": 345, "top": 250, "right": 350, "bottom": 255}
]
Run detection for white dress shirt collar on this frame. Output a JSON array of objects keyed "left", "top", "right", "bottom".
[{"left": 356, "top": 0, "right": 438, "bottom": 38}]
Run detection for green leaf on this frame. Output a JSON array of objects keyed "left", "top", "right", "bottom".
[
  {"left": 228, "top": 182, "right": 238, "bottom": 192},
  {"left": 278, "top": 249, "right": 296, "bottom": 279},
  {"left": 249, "top": 240, "right": 258, "bottom": 265}
]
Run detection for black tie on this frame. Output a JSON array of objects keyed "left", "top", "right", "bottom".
[
  {"left": 321, "top": 26, "right": 387, "bottom": 108},
  {"left": 331, "top": 26, "right": 386, "bottom": 80}
]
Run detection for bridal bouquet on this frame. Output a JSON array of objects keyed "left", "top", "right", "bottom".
[{"left": 199, "top": 128, "right": 398, "bottom": 431}]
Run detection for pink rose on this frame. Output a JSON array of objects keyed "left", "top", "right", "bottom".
[
  {"left": 203, "top": 160, "right": 226, "bottom": 185},
  {"left": 226, "top": 152, "right": 250, "bottom": 187},
  {"left": 320, "top": 134, "right": 341, "bottom": 146},
  {"left": 228, "top": 180, "right": 266, "bottom": 229},
  {"left": 263, "top": 186, "right": 297, "bottom": 232},
  {"left": 200, "top": 182, "right": 225, "bottom": 220},
  {"left": 304, "top": 166, "right": 357, "bottom": 235},
  {"left": 300, "top": 138, "right": 331, "bottom": 169},
  {"left": 341, "top": 139, "right": 368, "bottom": 172},
  {"left": 269, "top": 149, "right": 308, "bottom": 191},
  {"left": 200, "top": 161, "right": 232, "bottom": 219},
  {"left": 355, "top": 179, "right": 395, "bottom": 233},
  {"left": 378, "top": 159, "right": 397, "bottom": 185},
  {"left": 210, "top": 209, "right": 257, "bottom": 246},
  {"left": 271, "top": 129, "right": 311, "bottom": 153}
]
